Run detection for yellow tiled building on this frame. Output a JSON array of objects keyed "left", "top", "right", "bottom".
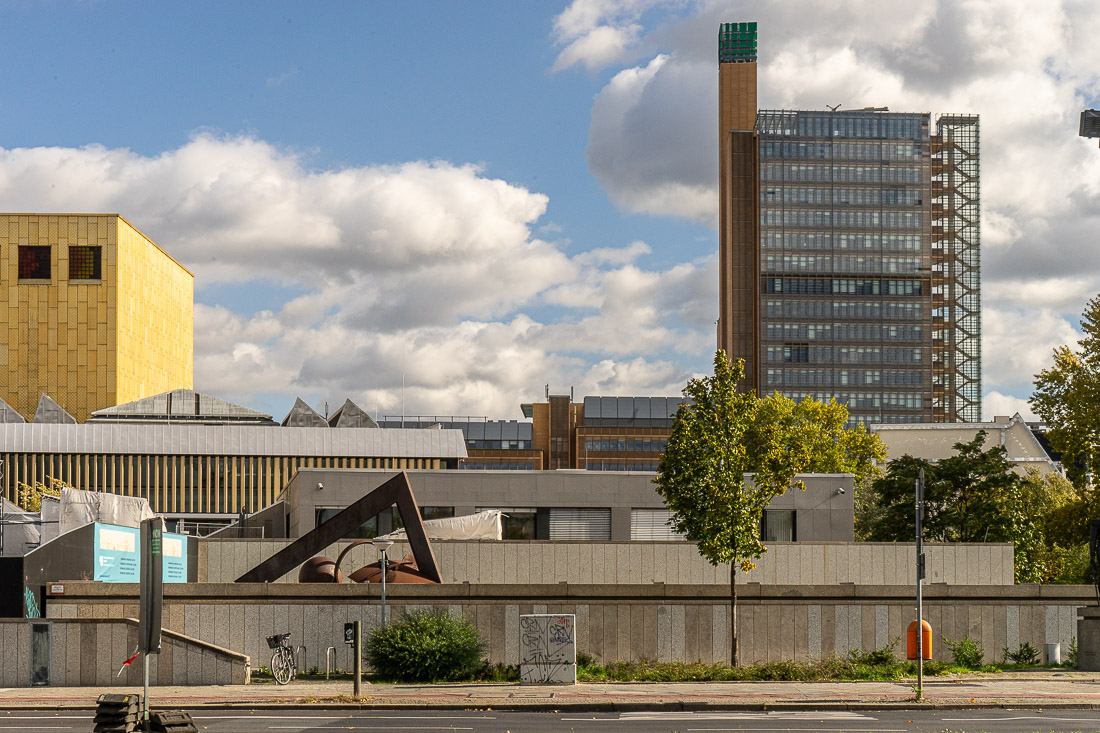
[{"left": 0, "top": 214, "right": 193, "bottom": 422}]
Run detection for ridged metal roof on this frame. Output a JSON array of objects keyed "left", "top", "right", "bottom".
[
  {"left": 0, "top": 423, "right": 468, "bottom": 458},
  {"left": 90, "top": 389, "right": 274, "bottom": 421}
]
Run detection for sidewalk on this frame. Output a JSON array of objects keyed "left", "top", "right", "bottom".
[{"left": 2, "top": 672, "right": 1100, "bottom": 711}]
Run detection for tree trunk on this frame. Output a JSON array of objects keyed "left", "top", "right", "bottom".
[{"left": 730, "top": 561, "right": 738, "bottom": 667}]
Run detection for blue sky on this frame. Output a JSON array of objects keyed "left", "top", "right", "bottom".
[{"left": 2, "top": 1, "right": 1099, "bottom": 423}]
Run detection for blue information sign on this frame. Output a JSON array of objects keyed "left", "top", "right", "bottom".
[
  {"left": 93, "top": 523, "right": 188, "bottom": 583},
  {"left": 93, "top": 524, "right": 140, "bottom": 582},
  {"left": 162, "top": 532, "right": 188, "bottom": 583}
]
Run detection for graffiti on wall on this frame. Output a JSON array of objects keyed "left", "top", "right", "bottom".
[
  {"left": 24, "top": 586, "right": 40, "bottom": 619},
  {"left": 519, "top": 614, "right": 576, "bottom": 683}
]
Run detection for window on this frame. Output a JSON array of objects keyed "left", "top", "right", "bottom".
[
  {"left": 761, "top": 510, "right": 796, "bottom": 542},
  {"left": 68, "top": 246, "right": 102, "bottom": 280},
  {"left": 476, "top": 508, "right": 537, "bottom": 540},
  {"left": 315, "top": 507, "right": 377, "bottom": 539},
  {"left": 18, "top": 246, "right": 51, "bottom": 280},
  {"left": 784, "top": 345, "right": 809, "bottom": 363},
  {"left": 390, "top": 505, "right": 455, "bottom": 530}
]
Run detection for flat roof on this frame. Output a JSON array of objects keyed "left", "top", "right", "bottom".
[{"left": 0, "top": 423, "right": 468, "bottom": 458}]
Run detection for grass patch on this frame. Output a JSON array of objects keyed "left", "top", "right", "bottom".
[
  {"left": 575, "top": 645, "right": 993, "bottom": 683},
  {"left": 576, "top": 657, "right": 957, "bottom": 682}
]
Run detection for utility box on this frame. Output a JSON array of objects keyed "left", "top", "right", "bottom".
[{"left": 519, "top": 614, "right": 576, "bottom": 684}]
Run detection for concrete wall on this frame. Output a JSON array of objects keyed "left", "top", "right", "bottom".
[
  {"left": 0, "top": 618, "right": 249, "bottom": 687},
  {"left": 45, "top": 582, "right": 1083, "bottom": 671},
  {"left": 283, "top": 469, "right": 856, "bottom": 542},
  {"left": 200, "top": 539, "right": 1015, "bottom": 586}
]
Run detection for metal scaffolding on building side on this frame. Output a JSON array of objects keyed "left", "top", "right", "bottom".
[{"left": 931, "top": 115, "right": 981, "bottom": 422}]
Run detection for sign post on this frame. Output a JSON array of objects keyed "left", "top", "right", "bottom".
[
  {"left": 352, "top": 620, "right": 362, "bottom": 697},
  {"left": 138, "top": 517, "right": 164, "bottom": 726},
  {"left": 915, "top": 467, "right": 925, "bottom": 699}
]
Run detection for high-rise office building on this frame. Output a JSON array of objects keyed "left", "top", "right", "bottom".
[{"left": 717, "top": 23, "right": 980, "bottom": 424}]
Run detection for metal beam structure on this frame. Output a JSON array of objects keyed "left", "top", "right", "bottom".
[
  {"left": 235, "top": 472, "right": 441, "bottom": 583},
  {"left": 931, "top": 115, "right": 981, "bottom": 422}
]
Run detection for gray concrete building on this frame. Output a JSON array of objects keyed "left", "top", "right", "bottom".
[{"left": 280, "top": 468, "right": 856, "bottom": 542}]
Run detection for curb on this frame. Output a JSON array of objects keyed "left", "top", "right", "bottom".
[{"left": 9, "top": 700, "right": 1100, "bottom": 713}]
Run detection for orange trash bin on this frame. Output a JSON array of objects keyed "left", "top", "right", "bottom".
[{"left": 907, "top": 619, "right": 932, "bottom": 660}]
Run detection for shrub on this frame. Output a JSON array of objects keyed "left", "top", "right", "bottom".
[
  {"left": 849, "top": 639, "right": 899, "bottom": 666},
  {"left": 1003, "top": 641, "right": 1040, "bottom": 666},
  {"left": 1067, "top": 637, "right": 1079, "bottom": 668},
  {"left": 943, "top": 636, "right": 984, "bottom": 668},
  {"left": 366, "top": 609, "right": 485, "bottom": 682}
]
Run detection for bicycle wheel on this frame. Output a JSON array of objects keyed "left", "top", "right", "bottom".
[{"left": 271, "top": 647, "right": 293, "bottom": 685}]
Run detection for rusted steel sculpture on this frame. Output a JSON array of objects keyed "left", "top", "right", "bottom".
[
  {"left": 236, "top": 471, "right": 441, "bottom": 583},
  {"left": 333, "top": 540, "right": 437, "bottom": 584},
  {"left": 298, "top": 555, "right": 342, "bottom": 583}
]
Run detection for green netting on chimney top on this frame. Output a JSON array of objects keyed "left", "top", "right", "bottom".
[{"left": 718, "top": 22, "right": 757, "bottom": 63}]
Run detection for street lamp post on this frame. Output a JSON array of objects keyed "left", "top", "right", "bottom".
[
  {"left": 915, "top": 466, "right": 925, "bottom": 698},
  {"left": 372, "top": 539, "right": 394, "bottom": 627}
]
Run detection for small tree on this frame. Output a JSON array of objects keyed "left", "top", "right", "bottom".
[
  {"left": 1031, "top": 294, "right": 1100, "bottom": 488},
  {"left": 655, "top": 351, "right": 883, "bottom": 665},
  {"left": 16, "top": 476, "right": 70, "bottom": 512}
]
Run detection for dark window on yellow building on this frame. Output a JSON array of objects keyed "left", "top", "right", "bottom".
[
  {"left": 69, "top": 246, "right": 102, "bottom": 280},
  {"left": 18, "top": 246, "right": 51, "bottom": 280}
]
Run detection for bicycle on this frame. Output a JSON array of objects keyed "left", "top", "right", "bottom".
[{"left": 267, "top": 633, "right": 297, "bottom": 685}]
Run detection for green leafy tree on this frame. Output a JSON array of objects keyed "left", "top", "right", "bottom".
[
  {"left": 862, "top": 433, "right": 1018, "bottom": 543},
  {"left": 933, "top": 432, "right": 1021, "bottom": 543},
  {"left": 655, "top": 351, "right": 884, "bottom": 665},
  {"left": 1042, "top": 470, "right": 1099, "bottom": 544},
  {"left": 1031, "top": 294, "right": 1100, "bottom": 488},
  {"left": 16, "top": 476, "right": 69, "bottom": 512},
  {"left": 860, "top": 438, "right": 1079, "bottom": 582},
  {"left": 1025, "top": 468, "right": 1095, "bottom": 583}
]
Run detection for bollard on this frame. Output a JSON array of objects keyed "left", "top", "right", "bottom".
[{"left": 1047, "top": 643, "right": 1061, "bottom": 665}]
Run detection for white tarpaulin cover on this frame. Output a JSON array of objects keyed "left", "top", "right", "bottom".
[
  {"left": 58, "top": 487, "right": 155, "bottom": 536},
  {"left": 39, "top": 495, "right": 60, "bottom": 545},
  {"left": 0, "top": 498, "right": 41, "bottom": 557},
  {"left": 377, "top": 509, "right": 502, "bottom": 541}
]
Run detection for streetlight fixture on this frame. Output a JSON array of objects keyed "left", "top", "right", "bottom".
[
  {"left": 371, "top": 539, "right": 395, "bottom": 627},
  {"left": 1081, "top": 110, "right": 1100, "bottom": 148}
]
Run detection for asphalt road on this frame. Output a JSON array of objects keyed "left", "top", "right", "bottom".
[{"left": 7, "top": 707, "right": 1100, "bottom": 732}]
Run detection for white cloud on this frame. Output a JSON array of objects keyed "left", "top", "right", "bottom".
[
  {"left": 550, "top": 0, "right": 681, "bottom": 72},
  {"left": 985, "top": 277, "right": 1095, "bottom": 312},
  {"left": 0, "top": 137, "right": 574, "bottom": 324},
  {"left": 982, "top": 392, "right": 1038, "bottom": 422},
  {"left": 981, "top": 305, "right": 1081, "bottom": 391},
  {"left": 266, "top": 67, "right": 299, "bottom": 88},
  {"left": 554, "top": 24, "right": 642, "bottom": 73},
  {"left": 587, "top": 54, "right": 716, "bottom": 223},
  {"left": 0, "top": 136, "right": 714, "bottom": 418},
  {"left": 573, "top": 239, "right": 651, "bottom": 266}
]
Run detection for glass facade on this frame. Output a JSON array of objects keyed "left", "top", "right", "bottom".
[{"left": 755, "top": 110, "right": 934, "bottom": 425}]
